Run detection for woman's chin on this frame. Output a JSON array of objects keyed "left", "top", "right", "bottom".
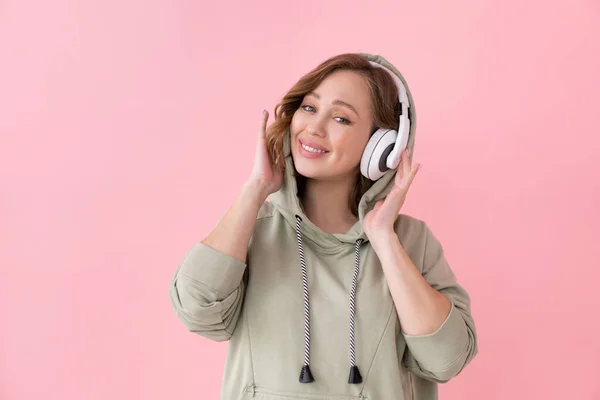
[
  {"left": 291, "top": 156, "right": 319, "bottom": 177},
  {"left": 292, "top": 155, "right": 355, "bottom": 182},
  {"left": 295, "top": 165, "right": 326, "bottom": 180}
]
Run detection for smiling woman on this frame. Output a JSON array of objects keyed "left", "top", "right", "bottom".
[
  {"left": 266, "top": 55, "right": 401, "bottom": 217},
  {"left": 292, "top": 70, "right": 373, "bottom": 183},
  {"left": 169, "top": 52, "right": 478, "bottom": 400}
]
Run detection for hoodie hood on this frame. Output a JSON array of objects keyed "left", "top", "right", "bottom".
[{"left": 268, "top": 53, "right": 418, "bottom": 249}]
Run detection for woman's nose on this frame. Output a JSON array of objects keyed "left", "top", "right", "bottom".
[{"left": 307, "top": 122, "right": 326, "bottom": 137}]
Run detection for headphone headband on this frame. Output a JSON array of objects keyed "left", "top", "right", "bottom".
[{"left": 368, "top": 61, "right": 410, "bottom": 113}]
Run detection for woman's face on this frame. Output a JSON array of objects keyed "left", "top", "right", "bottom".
[{"left": 290, "top": 70, "right": 374, "bottom": 182}]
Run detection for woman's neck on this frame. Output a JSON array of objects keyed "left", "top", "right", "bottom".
[{"left": 300, "top": 175, "right": 358, "bottom": 235}]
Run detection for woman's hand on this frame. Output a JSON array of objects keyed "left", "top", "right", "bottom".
[
  {"left": 247, "top": 110, "right": 283, "bottom": 198},
  {"left": 363, "top": 149, "right": 421, "bottom": 243}
]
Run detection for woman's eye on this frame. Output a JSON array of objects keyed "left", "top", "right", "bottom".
[
  {"left": 335, "top": 117, "right": 351, "bottom": 125},
  {"left": 301, "top": 105, "right": 351, "bottom": 125}
]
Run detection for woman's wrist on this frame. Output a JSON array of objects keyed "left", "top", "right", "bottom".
[
  {"left": 368, "top": 229, "right": 401, "bottom": 254},
  {"left": 243, "top": 179, "right": 271, "bottom": 204}
]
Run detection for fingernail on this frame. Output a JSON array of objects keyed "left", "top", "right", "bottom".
[{"left": 262, "top": 109, "right": 266, "bottom": 115}]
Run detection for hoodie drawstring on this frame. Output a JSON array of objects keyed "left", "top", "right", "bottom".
[
  {"left": 296, "top": 215, "right": 314, "bottom": 383},
  {"left": 295, "top": 215, "right": 364, "bottom": 384},
  {"left": 348, "top": 237, "right": 364, "bottom": 384}
]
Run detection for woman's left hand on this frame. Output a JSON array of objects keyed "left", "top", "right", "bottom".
[{"left": 363, "top": 149, "right": 421, "bottom": 243}]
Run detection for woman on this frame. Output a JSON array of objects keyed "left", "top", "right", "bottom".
[{"left": 169, "top": 53, "right": 478, "bottom": 400}]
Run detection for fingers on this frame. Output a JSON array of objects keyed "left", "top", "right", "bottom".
[
  {"left": 256, "top": 109, "right": 270, "bottom": 161},
  {"left": 259, "top": 109, "right": 269, "bottom": 141},
  {"left": 394, "top": 149, "right": 410, "bottom": 185},
  {"left": 406, "top": 163, "right": 421, "bottom": 186},
  {"left": 395, "top": 148, "right": 421, "bottom": 188},
  {"left": 373, "top": 149, "right": 421, "bottom": 222},
  {"left": 402, "top": 148, "right": 411, "bottom": 177}
]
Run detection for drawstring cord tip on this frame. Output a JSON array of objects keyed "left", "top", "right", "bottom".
[
  {"left": 299, "top": 364, "right": 314, "bottom": 383},
  {"left": 348, "top": 365, "right": 363, "bottom": 384}
]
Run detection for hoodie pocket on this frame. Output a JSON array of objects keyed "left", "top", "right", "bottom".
[{"left": 242, "top": 385, "right": 366, "bottom": 400}]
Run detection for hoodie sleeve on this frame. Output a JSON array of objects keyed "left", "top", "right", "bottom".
[
  {"left": 401, "top": 224, "right": 478, "bottom": 383},
  {"left": 169, "top": 242, "right": 247, "bottom": 341}
]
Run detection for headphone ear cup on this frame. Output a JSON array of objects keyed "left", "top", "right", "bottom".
[
  {"left": 386, "top": 114, "right": 410, "bottom": 170},
  {"left": 360, "top": 129, "right": 398, "bottom": 181}
]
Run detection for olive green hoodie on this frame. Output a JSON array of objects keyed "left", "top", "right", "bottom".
[{"left": 169, "top": 53, "right": 478, "bottom": 400}]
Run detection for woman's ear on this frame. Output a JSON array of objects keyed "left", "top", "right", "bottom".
[{"left": 370, "top": 122, "right": 378, "bottom": 134}]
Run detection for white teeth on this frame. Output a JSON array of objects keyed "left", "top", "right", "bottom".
[{"left": 302, "top": 143, "right": 326, "bottom": 153}]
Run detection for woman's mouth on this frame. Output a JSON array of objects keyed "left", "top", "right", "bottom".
[{"left": 299, "top": 140, "right": 329, "bottom": 159}]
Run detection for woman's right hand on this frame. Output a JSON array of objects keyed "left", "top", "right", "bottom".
[{"left": 247, "top": 110, "right": 283, "bottom": 198}]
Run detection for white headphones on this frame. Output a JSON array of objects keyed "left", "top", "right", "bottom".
[{"left": 359, "top": 61, "right": 411, "bottom": 181}]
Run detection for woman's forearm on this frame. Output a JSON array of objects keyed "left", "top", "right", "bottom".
[
  {"left": 371, "top": 232, "right": 451, "bottom": 336},
  {"left": 201, "top": 180, "right": 269, "bottom": 263}
]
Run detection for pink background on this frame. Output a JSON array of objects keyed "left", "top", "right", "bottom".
[{"left": 1, "top": 0, "right": 599, "bottom": 399}]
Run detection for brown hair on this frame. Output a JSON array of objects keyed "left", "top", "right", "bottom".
[{"left": 265, "top": 53, "right": 401, "bottom": 217}]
